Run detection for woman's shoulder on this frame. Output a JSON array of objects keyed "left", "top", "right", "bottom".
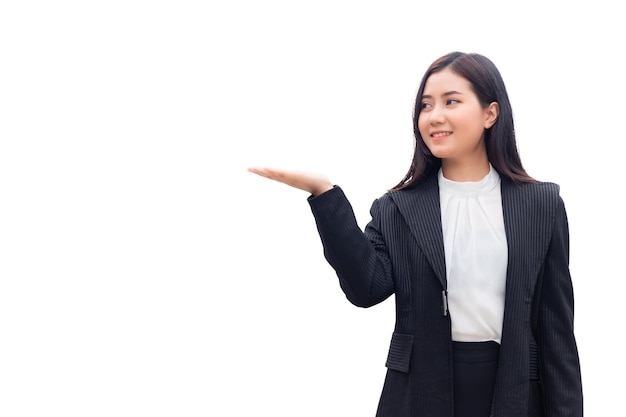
[
  {"left": 501, "top": 175, "right": 559, "bottom": 193},
  {"left": 521, "top": 180, "right": 560, "bottom": 196},
  {"left": 503, "top": 179, "right": 565, "bottom": 214},
  {"left": 370, "top": 190, "right": 396, "bottom": 213}
]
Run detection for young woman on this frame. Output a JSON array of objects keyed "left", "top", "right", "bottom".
[{"left": 248, "top": 52, "right": 583, "bottom": 417}]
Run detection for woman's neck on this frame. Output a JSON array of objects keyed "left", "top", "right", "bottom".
[{"left": 441, "top": 159, "right": 490, "bottom": 182}]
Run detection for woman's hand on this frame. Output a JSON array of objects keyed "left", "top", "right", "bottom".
[{"left": 248, "top": 167, "right": 333, "bottom": 197}]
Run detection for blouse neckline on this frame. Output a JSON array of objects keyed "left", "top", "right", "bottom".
[{"left": 438, "top": 164, "right": 500, "bottom": 196}]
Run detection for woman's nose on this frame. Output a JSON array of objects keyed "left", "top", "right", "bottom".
[{"left": 429, "top": 105, "right": 445, "bottom": 124}]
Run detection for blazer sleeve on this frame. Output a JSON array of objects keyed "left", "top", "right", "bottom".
[
  {"left": 308, "top": 186, "right": 394, "bottom": 307},
  {"left": 538, "top": 194, "right": 584, "bottom": 416}
]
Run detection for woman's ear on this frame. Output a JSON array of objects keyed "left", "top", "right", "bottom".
[{"left": 484, "top": 102, "right": 499, "bottom": 129}]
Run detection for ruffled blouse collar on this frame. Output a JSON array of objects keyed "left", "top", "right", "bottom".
[{"left": 438, "top": 164, "right": 500, "bottom": 196}]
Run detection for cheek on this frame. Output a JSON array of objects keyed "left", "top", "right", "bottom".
[
  {"left": 417, "top": 115, "right": 429, "bottom": 137},
  {"left": 417, "top": 118, "right": 435, "bottom": 152}
]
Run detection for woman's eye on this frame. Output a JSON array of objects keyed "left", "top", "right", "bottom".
[
  {"left": 446, "top": 99, "right": 460, "bottom": 105},
  {"left": 421, "top": 102, "right": 432, "bottom": 109}
]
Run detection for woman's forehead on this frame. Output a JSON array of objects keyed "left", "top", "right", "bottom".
[{"left": 423, "top": 69, "right": 472, "bottom": 95}]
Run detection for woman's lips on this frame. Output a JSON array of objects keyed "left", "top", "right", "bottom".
[{"left": 431, "top": 131, "right": 452, "bottom": 141}]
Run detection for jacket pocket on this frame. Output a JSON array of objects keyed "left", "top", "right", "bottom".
[{"left": 385, "top": 332, "right": 413, "bottom": 373}]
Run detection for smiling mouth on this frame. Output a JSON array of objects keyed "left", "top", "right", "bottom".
[{"left": 431, "top": 131, "right": 452, "bottom": 138}]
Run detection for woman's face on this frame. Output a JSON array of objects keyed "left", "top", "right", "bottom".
[{"left": 418, "top": 68, "right": 497, "bottom": 164}]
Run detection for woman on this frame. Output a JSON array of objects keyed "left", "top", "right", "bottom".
[{"left": 249, "top": 52, "right": 583, "bottom": 417}]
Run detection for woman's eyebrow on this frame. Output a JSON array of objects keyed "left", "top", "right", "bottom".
[{"left": 422, "top": 90, "right": 463, "bottom": 99}]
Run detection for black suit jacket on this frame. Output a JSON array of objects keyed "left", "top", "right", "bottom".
[{"left": 308, "top": 173, "right": 583, "bottom": 417}]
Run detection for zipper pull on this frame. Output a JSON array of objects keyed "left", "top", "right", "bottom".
[{"left": 442, "top": 290, "right": 448, "bottom": 316}]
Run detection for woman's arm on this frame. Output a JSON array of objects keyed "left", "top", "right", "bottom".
[
  {"left": 538, "top": 196, "right": 583, "bottom": 416},
  {"left": 248, "top": 167, "right": 394, "bottom": 307},
  {"left": 308, "top": 187, "right": 394, "bottom": 307}
]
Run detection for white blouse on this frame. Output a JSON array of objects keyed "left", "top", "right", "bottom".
[{"left": 438, "top": 165, "right": 508, "bottom": 344}]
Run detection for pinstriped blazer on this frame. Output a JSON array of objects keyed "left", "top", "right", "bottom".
[{"left": 308, "top": 173, "right": 583, "bottom": 417}]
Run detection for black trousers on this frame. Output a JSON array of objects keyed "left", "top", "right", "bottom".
[{"left": 452, "top": 341, "right": 500, "bottom": 417}]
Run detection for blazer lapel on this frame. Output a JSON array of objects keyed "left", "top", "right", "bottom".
[
  {"left": 389, "top": 174, "right": 447, "bottom": 289},
  {"left": 500, "top": 178, "right": 551, "bottom": 304},
  {"left": 501, "top": 178, "right": 527, "bottom": 284}
]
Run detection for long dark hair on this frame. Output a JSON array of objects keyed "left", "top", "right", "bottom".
[{"left": 391, "top": 52, "right": 535, "bottom": 191}]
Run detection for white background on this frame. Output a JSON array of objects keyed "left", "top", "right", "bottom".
[{"left": 1, "top": 1, "right": 623, "bottom": 416}]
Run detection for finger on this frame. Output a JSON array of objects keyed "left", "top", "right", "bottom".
[
  {"left": 248, "top": 167, "right": 293, "bottom": 183},
  {"left": 247, "top": 167, "right": 266, "bottom": 175},
  {"left": 248, "top": 167, "right": 275, "bottom": 178}
]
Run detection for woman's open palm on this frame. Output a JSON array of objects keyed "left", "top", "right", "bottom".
[{"left": 248, "top": 167, "right": 333, "bottom": 196}]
